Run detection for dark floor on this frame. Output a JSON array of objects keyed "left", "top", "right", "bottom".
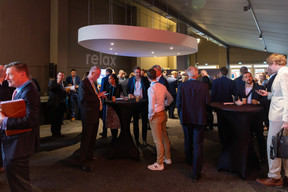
[{"left": 0, "top": 116, "right": 287, "bottom": 192}]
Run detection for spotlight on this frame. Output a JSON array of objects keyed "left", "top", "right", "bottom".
[{"left": 259, "top": 34, "right": 262, "bottom": 40}]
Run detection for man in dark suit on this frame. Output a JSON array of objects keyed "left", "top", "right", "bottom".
[
  {"left": 99, "top": 67, "right": 112, "bottom": 137},
  {"left": 234, "top": 66, "right": 248, "bottom": 93},
  {"left": 66, "top": 69, "right": 81, "bottom": 121},
  {"left": 167, "top": 71, "right": 178, "bottom": 118},
  {"left": 211, "top": 67, "right": 236, "bottom": 144},
  {"left": 0, "top": 62, "right": 40, "bottom": 192},
  {"left": 152, "top": 65, "right": 169, "bottom": 90},
  {"left": 127, "top": 66, "right": 150, "bottom": 146},
  {"left": 236, "top": 72, "right": 266, "bottom": 160},
  {"left": 211, "top": 67, "right": 236, "bottom": 102},
  {"left": 177, "top": 66, "right": 210, "bottom": 181},
  {"left": 78, "top": 66, "right": 106, "bottom": 172},
  {"left": 0, "top": 65, "right": 15, "bottom": 173},
  {"left": 48, "top": 72, "right": 68, "bottom": 137}
]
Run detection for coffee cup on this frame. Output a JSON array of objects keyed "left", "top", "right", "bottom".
[
  {"left": 242, "top": 98, "right": 247, "bottom": 104},
  {"left": 136, "top": 96, "right": 140, "bottom": 102},
  {"left": 128, "top": 94, "right": 133, "bottom": 99},
  {"left": 112, "top": 96, "right": 116, "bottom": 102}
]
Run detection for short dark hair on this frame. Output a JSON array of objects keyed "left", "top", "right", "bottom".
[
  {"left": 133, "top": 66, "right": 141, "bottom": 72},
  {"left": 106, "top": 67, "right": 112, "bottom": 74},
  {"left": 109, "top": 73, "right": 119, "bottom": 85},
  {"left": 5, "top": 61, "right": 30, "bottom": 77},
  {"left": 243, "top": 71, "right": 252, "bottom": 76},
  {"left": 147, "top": 69, "right": 156, "bottom": 80},
  {"left": 71, "top": 69, "right": 76, "bottom": 72},
  {"left": 58, "top": 71, "right": 64, "bottom": 75},
  {"left": 219, "top": 67, "right": 228, "bottom": 76},
  {"left": 240, "top": 66, "right": 248, "bottom": 74}
]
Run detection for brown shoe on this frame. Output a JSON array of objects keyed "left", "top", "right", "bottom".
[{"left": 256, "top": 177, "right": 283, "bottom": 187}]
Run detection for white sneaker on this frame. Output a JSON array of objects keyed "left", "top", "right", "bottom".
[
  {"left": 163, "top": 159, "right": 172, "bottom": 165},
  {"left": 147, "top": 162, "right": 164, "bottom": 171}
]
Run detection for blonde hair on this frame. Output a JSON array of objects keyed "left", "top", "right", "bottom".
[{"left": 266, "top": 53, "right": 287, "bottom": 66}]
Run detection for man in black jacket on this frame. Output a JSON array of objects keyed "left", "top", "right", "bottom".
[
  {"left": 48, "top": 72, "right": 68, "bottom": 137},
  {"left": 127, "top": 66, "right": 150, "bottom": 146}
]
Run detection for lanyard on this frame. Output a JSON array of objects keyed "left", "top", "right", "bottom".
[
  {"left": 109, "top": 84, "right": 115, "bottom": 96},
  {"left": 151, "top": 81, "right": 159, "bottom": 86}
]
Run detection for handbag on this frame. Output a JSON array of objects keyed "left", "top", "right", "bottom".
[{"left": 270, "top": 129, "right": 288, "bottom": 160}]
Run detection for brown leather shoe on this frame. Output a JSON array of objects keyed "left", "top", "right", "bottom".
[{"left": 256, "top": 177, "right": 283, "bottom": 187}]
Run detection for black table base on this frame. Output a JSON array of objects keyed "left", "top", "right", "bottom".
[{"left": 106, "top": 99, "right": 146, "bottom": 160}]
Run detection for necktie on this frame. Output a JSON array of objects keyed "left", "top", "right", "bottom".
[
  {"left": 12, "top": 89, "right": 17, "bottom": 100},
  {"left": 92, "top": 82, "right": 103, "bottom": 111}
]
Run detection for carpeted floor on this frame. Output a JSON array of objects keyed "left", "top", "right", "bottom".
[{"left": 0, "top": 117, "right": 287, "bottom": 192}]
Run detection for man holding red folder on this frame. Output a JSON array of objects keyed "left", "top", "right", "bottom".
[{"left": 0, "top": 62, "right": 40, "bottom": 192}]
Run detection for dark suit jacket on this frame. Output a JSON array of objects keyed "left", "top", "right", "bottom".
[
  {"left": 127, "top": 76, "right": 150, "bottom": 100},
  {"left": 79, "top": 78, "right": 100, "bottom": 124},
  {"left": 66, "top": 75, "right": 81, "bottom": 93},
  {"left": 201, "top": 76, "right": 212, "bottom": 90},
  {"left": 167, "top": 77, "right": 177, "bottom": 97},
  {"left": 211, "top": 76, "right": 236, "bottom": 102},
  {"left": 265, "top": 73, "right": 277, "bottom": 92},
  {"left": 158, "top": 75, "right": 169, "bottom": 90},
  {"left": 100, "top": 74, "right": 111, "bottom": 92},
  {"left": 177, "top": 80, "right": 210, "bottom": 126},
  {"left": 235, "top": 83, "right": 265, "bottom": 102},
  {"left": 2, "top": 81, "right": 40, "bottom": 160},
  {"left": 48, "top": 80, "right": 68, "bottom": 108},
  {"left": 234, "top": 75, "right": 245, "bottom": 93}
]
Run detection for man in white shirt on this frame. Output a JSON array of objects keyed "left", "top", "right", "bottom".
[
  {"left": 146, "top": 69, "right": 173, "bottom": 171},
  {"left": 256, "top": 53, "right": 288, "bottom": 187}
]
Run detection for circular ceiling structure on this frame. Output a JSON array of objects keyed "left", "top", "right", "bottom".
[{"left": 78, "top": 24, "right": 198, "bottom": 57}]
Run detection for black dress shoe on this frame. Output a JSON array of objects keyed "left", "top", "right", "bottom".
[
  {"left": 169, "top": 116, "right": 178, "bottom": 119},
  {"left": 81, "top": 165, "right": 92, "bottom": 172}
]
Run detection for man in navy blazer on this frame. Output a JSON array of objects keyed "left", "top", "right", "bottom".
[
  {"left": 234, "top": 66, "right": 248, "bottom": 93},
  {"left": 127, "top": 66, "right": 150, "bottom": 146},
  {"left": 66, "top": 69, "right": 81, "bottom": 120},
  {"left": 152, "top": 65, "right": 169, "bottom": 90},
  {"left": 78, "top": 66, "right": 105, "bottom": 172},
  {"left": 177, "top": 66, "right": 210, "bottom": 181},
  {"left": 0, "top": 62, "right": 40, "bottom": 192},
  {"left": 211, "top": 67, "right": 236, "bottom": 102}
]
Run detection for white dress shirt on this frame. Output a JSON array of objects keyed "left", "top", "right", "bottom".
[
  {"left": 133, "top": 78, "right": 143, "bottom": 98},
  {"left": 148, "top": 81, "right": 173, "bottom": 120}
]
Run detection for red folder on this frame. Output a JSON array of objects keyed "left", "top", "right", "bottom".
[{"left": 0, "top": 99, "right": 32, "bottom": 136}]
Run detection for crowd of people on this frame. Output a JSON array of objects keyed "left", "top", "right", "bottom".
[{"left": 0, "top": 53, "right": 287, "bottom": 191}]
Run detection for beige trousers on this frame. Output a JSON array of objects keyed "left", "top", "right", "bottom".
[{"left": 149, "top": 110, "right": 171, "bottom": 165}]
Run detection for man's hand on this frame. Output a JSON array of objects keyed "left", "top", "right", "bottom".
[
  {"left": 98, "top": 91, "right": 107, "bottom": 98},
  {"left": 256, "top": 89, "right": 268, "bottom": 96},
  {"left": 282, "top": 121, "right": 288, "bottom": 130},
  {"left": 149, "top": 115, "right": 154, "bottom": 121},
  {"left": 0, "top": 112, "right": 6, "bottom": 125}
]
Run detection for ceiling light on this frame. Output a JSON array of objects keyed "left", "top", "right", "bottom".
[
  {"left": 177, "top": 53, "right": 180, "bottom": 55},
  {"left": 78, "top": 25, "right": 198, "bottom": 57},
  {"left": 243, "top": 5, "right": 250, "bottom": 12},
  {"left": 238, "top": 62, "right": 242, "bottom": 64},
  {"left": 197, "top": 38, "right": 200, "bottom": 44},
  {"left": 115, "top": 53, "right": 118, "bottom": 55},
  {"left": 259, "top": 34, "right": 262, "bottom": 40},
  {"left": 263, "top": 61, "right": 267, "bottom": 64},
  {"left": 264, "top": 47, "right": 267, "bottom": 52},
  {"left": 110, "top": 48, "right": 113, "bottom": 50},
  {"left": 205, "top": 63, "right": 208, "bottom": 66},
  {"left": 110, "top": 42, "right": 114, "bottom": 45},
  {"left": 170, "top": 47, "right": 173, "bottom": 50},
  {"left": 151, "top": 51, "right": 154, "bottom": 54}
]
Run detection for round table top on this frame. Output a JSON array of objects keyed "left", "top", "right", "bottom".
[
  {"left": 105, "top": 98, "right": 146, "bottom": 106},
  {"left": 210, "top": 102, "right": 263, "bottom": 113}
]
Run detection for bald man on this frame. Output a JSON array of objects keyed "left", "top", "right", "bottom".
[{"left": 177, "top": 66, "right": 210, "bottom": 181}]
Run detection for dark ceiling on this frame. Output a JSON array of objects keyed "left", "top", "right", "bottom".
[{"left": 135, "top": 0, "right": 288, "bottom": 55}]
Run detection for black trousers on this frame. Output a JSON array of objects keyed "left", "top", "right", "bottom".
[
  {"left": 0, "top": 136, "right": 3, "bottom": 167},
  {"left": 79, "top": 120, "right": 99, "bottom": 165},
  {"left": 4, "top": 155, "right": 32, "bottom": 192},
  {"left": 50, "top": 103, "right": 65, "bottom": 136},
  {"left": 132, "top": 106, "right": 148, "bottom": 143}
]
